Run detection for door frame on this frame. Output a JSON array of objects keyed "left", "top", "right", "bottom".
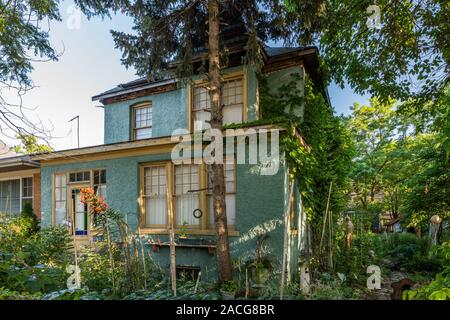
[{"left": 68, "top": 183, "right": 91, "bottom": 239}]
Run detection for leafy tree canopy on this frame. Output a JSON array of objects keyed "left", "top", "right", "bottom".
[{"left": 12, "top": 133, "right": 53, "bottom": 154}]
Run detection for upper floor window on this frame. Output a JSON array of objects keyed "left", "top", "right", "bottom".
[
  {"left": 132, "top": 103, "right": 152, "bottom": 140},
  {"left": 192, "top": 77, "right": 243, "bottom": 131}
]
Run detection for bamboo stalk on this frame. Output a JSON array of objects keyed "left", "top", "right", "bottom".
[
  {"left": 138, "top": 231, "right": 148, "bottom": 290},
  {"left": 245, "top": 268, "right": 249, "bottom": 299},
  {"left": 280, "top": 177, "right": 295, "bottom": 300},
  {"left": 319, "top": 181, "right": 333, "bottom": 254},
  {"left": 169, "top": 222, "right": 177, "bottom": 296},
  {"left": 328, "top": 209, "right": 333, "bottom": 270},
  {"left": 70, "top": 202, "right": 81, "bottom": 289},
  {"left": 194, "top": 271, "right": 201, "bottom": 294},
  {"left": 105, "top": 219, "right": 116, "bottom": 293}
]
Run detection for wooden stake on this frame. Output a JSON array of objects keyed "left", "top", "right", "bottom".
[
  {"left": 194, "top": 271, "right": 201, "bottom": 294},
  {"left": 245, "top": 268, "right": 249, "bottom": 299},
  {"left": 319, "top": 181, "right": 333, "bottom": 254},
  {"left": 280, "top": 177, "right": 294, "bottom": 300},
  {"left": 105, "top": 220, "right": 116, "bottom": 293},
  {"left": 138, "top": 232, "right": 148, "bottom": 290},
  {"left": 167, "top": 168, "right": 177, "bottom": 296},
  {"left": 70, "top": 202, "right": 81, "bottom": 289},
  {"left": 328, "top": 209, "right": 333, "bottom": 270}
]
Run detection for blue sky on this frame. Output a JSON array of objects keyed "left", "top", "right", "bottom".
[{"left": 4, "top": 1, "right": 370, "bottom": 151}]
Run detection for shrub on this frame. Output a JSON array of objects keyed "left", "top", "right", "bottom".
[
  {"left": 20, "top": 202, "right": 39, "bottom": 235},
  {"left": 388, "top": 233, "right": 442, "bottom": 273}
]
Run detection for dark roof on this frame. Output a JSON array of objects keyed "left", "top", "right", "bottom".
[
  {"left": 264, "top": 46, "right": 314, "bottom": 57},
  {"left": 93, "top": 45, "right": 326, "bottom": 103}
]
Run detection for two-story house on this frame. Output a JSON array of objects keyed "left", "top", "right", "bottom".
[{"left": 0, "top": 44, "right": 326, "bottom": 282}]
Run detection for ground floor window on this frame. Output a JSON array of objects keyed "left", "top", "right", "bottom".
[
  {"left": 0, "top": 177, "right": 33, "bottom": 215},
  {"left": 208, "top": 161, "right": 236, "bottom": 228},
  {"left": 140, "top": 161, "right": 236, "bottom": 233}
]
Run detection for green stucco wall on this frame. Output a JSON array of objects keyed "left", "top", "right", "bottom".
[
  {"left": 103, "top": 65, "right": 261, "bottom": 144},
  {"left": 40, "top": 151, "right": 303, "bottom": 281},
  {"left": 104, "top": 87, "right": 188, "bottom": 144}
]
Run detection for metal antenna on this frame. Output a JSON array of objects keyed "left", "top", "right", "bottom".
[{"left": 68, "top": 115, "right": 80, "bottom": 148}]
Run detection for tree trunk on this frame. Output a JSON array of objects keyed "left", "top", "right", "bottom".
[{"left": 208, "top": 0, "right": 233, "bottom": 284}]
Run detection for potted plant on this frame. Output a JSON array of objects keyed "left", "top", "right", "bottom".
[
  {"left": 220, "top": 280, "right": 237, "bottom": 300},
  {"left": 178, "top": 222, "right": 188, "bottom": 239}
]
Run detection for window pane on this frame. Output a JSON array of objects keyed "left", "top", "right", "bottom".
[
  {"left": 145, "top": 195, "right": 167, "bottom": 225},
  {"left": 223, "top": 104, "right": 242, "bottom": 125},
  {"left": 134, "top": 105, "right": 152, "bottom": 140},
  {"left": 225, "top": 194, "right": 236, "bottom": 225},
  {"left": 136, "top": 127, "right": 152, "bottom": 139},
  {"left": 69, "top": 171, "right": 90, "bottom": 183},
  {"left": 55, "top": 201, "right": 67, "bottom": 225},
  {"left": 175, "top": 165, "right": 200, "bottom": 226},
  {"left": 54, "top": 174, "right": 67, "bottom": 225},
  {"left": 193, "top": 78, "right": 243, "bottom": 131},
  {"left": 0, "top": 180, "right": 20, "bottom": 214},
  {"left": 22, "top": 177, "right": 33, "bottom": 198},
  {"left": 144, "top": 166, "right": 167, "bottom": 225}
]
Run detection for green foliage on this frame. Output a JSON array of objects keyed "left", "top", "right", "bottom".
[
  {"left": 384, "top": 233, "right": 444, "bottom": 274},
  {"left": 301, "top": 1, "right": 448, "bottom": 103},
  {"left": 0, "top": 215, "right": 72, "bottom": 296},
  {"left": 220, "top": 280, "right": 237, "bottom": 293},
  {"left": 42, "top": 288, "right": 104, "bottom": 300},
  {"left": 122, "top": 279, "right": 220, "bottom": 300},
  {"left": 0, "top": 1, "right": 61, "bottom": 86},
  {"left": 0, "top": 287, "right": 42, "bottom": 300},
  {"left": 20, "top": 202, "right": 39, "bottom": 235},
  {"left": 266, "top": 75, "right": 354, "bottom": 267},
  {"left": 77, "top": 243, "right": 164, "bottom": 298},
  {"left": 347, "top": 94, "right": 449, "bottom": 233},
  {"left": 403, "top": 241, "right": 450, "bottom": 300},
  {"left": 12, "top": 134, "right": 53, "bottom": 154}
]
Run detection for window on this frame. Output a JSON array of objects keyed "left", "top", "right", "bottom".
[
  {"left": 208, "top": 161, "right": 236, "bottom": 227},
  {"left": 143, "top": 166, "right": 167, "bottom": 227},
  {"left": 192, "top": 77, "right": 244, "bottom": 131},
  {"left": 69, "top": 171, "right": 90, "bottom": 183},
  {"left": 54, "top": 174, "right": 67, "bottom": 225},
  {"left": 22, "top": 177, "right": 33, "bottom": 208},
  {"left": 0, "top": 177, "right": 34, "bottom": 215},
  {"left": 175, "top": 164, "right": 200, "bottom": 227},
  {"left": 132, "top": 103, "right": 152, "bottom": 140},
  {"left": 140, "top": 161, "right": 237, "bottom": 234},
  {"left": 0, "top": 179, "right": 20, "bottom": 214},
  {"left": 93, "top": 169, "right": 107, "bottom": 199}
]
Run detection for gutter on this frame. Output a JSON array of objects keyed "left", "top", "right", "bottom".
[
  {"left": 92, "top": 78, "right": 178, "bottom": 102},
  {"left": 0, "top": 157, "right": 40, "bottom": 169}
]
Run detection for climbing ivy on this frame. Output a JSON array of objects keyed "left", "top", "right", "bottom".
[{"left": 258, "top": 72, "right": 355, "bottom": 262}]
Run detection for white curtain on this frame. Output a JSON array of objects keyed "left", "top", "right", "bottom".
[
  {"left": 176, "top": 193, "right": 199, "bottom": 226},
  {"left": 54, "top": 174, "right": 67, "bottom": 225},
  {"left": 146, "top": 195, "right": 167, "bottom": 225},
  {"left": 175, "top": 165, "right": 200, "bottom": 226},
  {"left": 145, "top": 166, "right": 167, "bottom": 225},
  {"left": 55, "top": 201, "right": 67, "bottom": 225}
]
